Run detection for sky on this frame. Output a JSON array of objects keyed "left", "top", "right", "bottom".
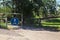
[
  {"left": 56, "top": 0, "right": 60, "bottom": 10},
  {"left": 56, "top": 0, "right": 60, "bottom": 5}
]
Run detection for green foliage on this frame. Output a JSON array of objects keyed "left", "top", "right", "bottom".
[
  {"left": 12, "top": 0, "right": 58, "bottom": 26},
  {"left": 42, "top": 0, "right": 56, "bottom": 17},
  {"left": 0, "top": 7, "right": 12, "bottom": 13}
]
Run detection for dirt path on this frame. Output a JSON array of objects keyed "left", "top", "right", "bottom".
[{"left": 0, "top": 29, "right": 60, "bottom": 40}]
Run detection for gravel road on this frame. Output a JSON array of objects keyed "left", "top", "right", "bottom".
[{"left": 0, "top": 29, "right": 60, "bottom": 40}]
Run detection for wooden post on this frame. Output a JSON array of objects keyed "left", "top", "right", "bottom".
[
  {"left": 21, "top": 13, "right": 23, "bottom": 28},
  {"left": 5, "top": 17, "right": 7, "bottom": 27}
]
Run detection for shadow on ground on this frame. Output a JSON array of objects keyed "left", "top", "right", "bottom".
[
  {"left": 21, "top": 26, "right": 60, "bottom": 32},
  {"left": 0, "top": 25, "right": 60, "bottom": 32}
]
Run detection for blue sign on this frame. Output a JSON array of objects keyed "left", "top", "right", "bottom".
[{"left": 11, "top": 17, "right": 19, "bottom": 25}]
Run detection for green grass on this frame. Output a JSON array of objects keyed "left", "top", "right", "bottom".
[
  {"left": 0, "top": 22, "right": 7, "bottom": 29},
  {"left": 42, "top": 22, "right": 60, "bottom": 26},
  {"left": 41, "top": 18, "right": 60, "bottom": 29}
]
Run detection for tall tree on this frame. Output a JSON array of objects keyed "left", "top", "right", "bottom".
[
  {"left": 12, "top": 0, "right": 43, "bottom": 25},
  {"left": 12, "top": 0, "right": 43, "bottom": 16}
]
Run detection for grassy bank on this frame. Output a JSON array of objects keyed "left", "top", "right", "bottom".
[
  {"left": 41, "top": 18, "right": 60, "bottom": 30},
  {"left": 0, "top": 22, "right": 7, "bottom": 29}
]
